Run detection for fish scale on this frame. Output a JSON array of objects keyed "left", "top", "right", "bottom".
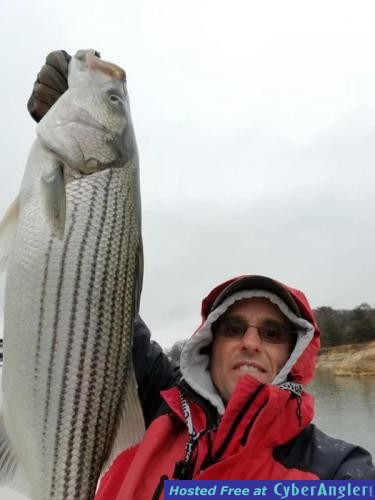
[
  {"left": 50, "top": 170, "right": 136, "bottom": 500},
  {"left": 0, "top": 50, "right": 145, "bottom": 500},
  {"left": 49, "top": 175, "right": 111, "bottom": 499}
]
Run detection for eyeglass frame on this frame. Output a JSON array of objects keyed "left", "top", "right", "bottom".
[{"left": 212, "top": 315, "right": 298, "bottom": 345}]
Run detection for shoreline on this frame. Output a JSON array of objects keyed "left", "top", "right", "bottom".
[{"left": 317, "top": 340, "right": 375, "bottom": 377}]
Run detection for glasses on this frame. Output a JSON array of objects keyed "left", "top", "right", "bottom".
[{"left": 213, "top": 316, "right": 296, "bottom": 345}]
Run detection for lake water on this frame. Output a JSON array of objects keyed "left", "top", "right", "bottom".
[
  {"left": 0, "top": 371, "right": 374, "bottom": 499},
  {"left": 309, "top": 370, "right": 375, "bottom": 459}
]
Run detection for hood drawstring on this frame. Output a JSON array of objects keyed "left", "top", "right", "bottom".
[
  {"left": 173, "top": 390, "right": 217, "bottom": 480},
  {"left": 279, "top": 381, "right": 303, "bottom": 427}
]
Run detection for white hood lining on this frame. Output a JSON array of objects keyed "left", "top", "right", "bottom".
[{"left": 180, "top": 290, "right": 315, "bottom": 415}]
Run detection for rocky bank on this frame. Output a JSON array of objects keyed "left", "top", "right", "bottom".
[{"left": 317, "top": 340, "right": 375, "bottom": 376}]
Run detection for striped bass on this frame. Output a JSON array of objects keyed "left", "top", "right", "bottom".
[{"left": 0, "top": 50, "right": 145, "bottom": 499}]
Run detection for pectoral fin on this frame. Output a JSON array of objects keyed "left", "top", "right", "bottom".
[
  {"left": 0, "top": 197, "right": 19, "bottom": 272},
  {"left": 41, "top": 160, "right": 66, "bottom": 240}
]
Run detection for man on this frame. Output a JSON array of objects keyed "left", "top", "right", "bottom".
[
  {"left": 28, "top": 54, "right": 375, "bottom": 499},
  {"left": 97, "top": 275, "right": 375, "bottom": 499}
]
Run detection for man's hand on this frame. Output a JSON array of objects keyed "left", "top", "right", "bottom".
[{"left": 27, "top": 50, "right": 71, "bottom": 122}]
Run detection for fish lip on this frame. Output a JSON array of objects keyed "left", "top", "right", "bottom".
[{"left": 232, "top": 361, "right": 267, "bottom": 373}]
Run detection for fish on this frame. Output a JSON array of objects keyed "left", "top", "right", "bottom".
[{"left": 0, "top": 49, "right": 145, "bottom": 499}]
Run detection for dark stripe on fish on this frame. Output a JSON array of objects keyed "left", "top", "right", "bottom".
[
  {"left": 77, "top": 189, "right": 120, "bottom": 492},
  {"left": 89, "top": 184, "right": 133, "bottom": 479},
  {"left": 91, "top": 190, "right": 130, "bottom": 473},
  {"left": 63, "top": 171, "right": 112, "bottom": 497},
  {"left": 34, "top": 238, "right": 53, "bottom": 388},
  {"left": 51, "top": 182, "right": 99, "bottom": 499},
  {"left": 42, "top": 204, "right": 78, "bottom": 453},
  {"left": 101, "top": 184, "right": 135, "bottom": 457}
]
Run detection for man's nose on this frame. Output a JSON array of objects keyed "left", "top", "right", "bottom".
[{"left": 240, "top": 326, "right": 262, "bottom": 351}]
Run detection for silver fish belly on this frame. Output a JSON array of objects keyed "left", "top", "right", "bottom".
[{"left": 0, "top": 50, "right": 145, "bottom": 500}]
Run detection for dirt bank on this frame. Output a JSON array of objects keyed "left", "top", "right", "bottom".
[{"left": 317, "top": 340, "right": 375, "bottom": 376}]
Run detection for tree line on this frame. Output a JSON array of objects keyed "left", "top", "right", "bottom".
[{"left": 314, "top": 303, "right": 375, "bottom": 347}]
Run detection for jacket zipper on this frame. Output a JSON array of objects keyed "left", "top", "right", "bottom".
[{"left": 239, "top": 400, "right": 267, "bottom": 446}]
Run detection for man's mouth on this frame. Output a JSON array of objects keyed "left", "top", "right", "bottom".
[{"left": 233, "top": 362, "right": 266, "bottom": 374}]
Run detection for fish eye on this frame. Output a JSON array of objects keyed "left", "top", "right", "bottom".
[
  {"left": 105, "top": 87, "right": 125, "bottom": 107},
  {"left": 109, "top": 94, "right": 122, "bottom": 104}
]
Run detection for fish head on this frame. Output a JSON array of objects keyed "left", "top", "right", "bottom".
[{"left": 36, "top": 49, "right": 137, "bottom": 175}]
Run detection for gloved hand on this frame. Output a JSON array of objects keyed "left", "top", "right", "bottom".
[{"left": 27, "top": 50, "right": 71, "bottom": 122}]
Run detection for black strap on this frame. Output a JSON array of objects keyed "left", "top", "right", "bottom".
[{"left": 152, "top": 474, "right": 168, "bottom": 500}]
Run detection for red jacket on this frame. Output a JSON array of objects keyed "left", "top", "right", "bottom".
[
  {"left": 95, "top": 276, "right": 375, "bottom": 499},
  {"left": 97, "top": 380, "right": 317, "bottom": 499}
]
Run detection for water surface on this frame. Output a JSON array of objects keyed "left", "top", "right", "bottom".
[{"left": 309, "top": 369, "right": 375, "bottom": 459}]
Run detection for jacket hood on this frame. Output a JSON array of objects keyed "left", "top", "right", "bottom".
[{"left": 180, "top": 275, "right": 320, "bottom": 415}]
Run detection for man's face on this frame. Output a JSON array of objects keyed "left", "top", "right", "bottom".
[{"left": 210, "top": 297, "right": 295, "bottom": 402}]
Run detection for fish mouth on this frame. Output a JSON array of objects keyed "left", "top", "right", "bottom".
[{"left": 87, "top": 51, "right": 126, "bottom": 81}]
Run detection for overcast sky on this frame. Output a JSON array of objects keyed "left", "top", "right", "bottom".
[
  {"left": 1, "top": 0, "right": 375, "bottom": 351},
  {"left": 1, "top": 1, "right": 375, "bottom": 498}
]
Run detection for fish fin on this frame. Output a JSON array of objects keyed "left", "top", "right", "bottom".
[
  {"left": 41, "top": 159, "right": 66, "bottom": 240},
  {"left": 0, "top": 413, "right": 18, "bottom": 485},
  {"left": 101, "top": 364, "right": 145, "bottom": 474},
  {"left": 0, "top": 197, "right": 19, "bottom": 273},
  {"left": 134, "top": 238, "right": 144, "bottom": 315},
  {"left": 0, "top": 414, "right": 30, "bottom": 496}
]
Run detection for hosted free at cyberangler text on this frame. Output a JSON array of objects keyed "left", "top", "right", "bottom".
[{"left": 165, "top": 480, "right": 374, "bottom": 499}]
